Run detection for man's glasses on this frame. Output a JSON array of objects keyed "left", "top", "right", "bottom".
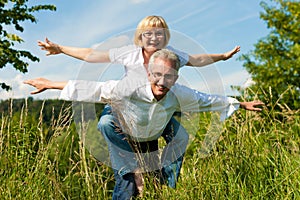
[
  {"left": 142, "top": 31, "right": 164, "bottom": 39},
  {"left": 151, "top": 72, "right": 177, "bottom": 81}
]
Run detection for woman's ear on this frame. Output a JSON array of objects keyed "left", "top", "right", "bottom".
[
  {"left": 138, "top": 35, "right": 142, "bottom": 45},
  {"left": 147, "top": 71, "right": 151, "bottom": 79}
]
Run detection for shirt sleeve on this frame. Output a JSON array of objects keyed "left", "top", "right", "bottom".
[
  {"left": 59, "top": 80, "right": 118, "bottom": 103},
  {"left": 166, "top": 46, "right": 189, "bottom": 67},
  {"left": 109, "top": 45, "right": 139, "bottom": 64},
  {"left": 173, "top": 84, "right": 240, "bottom": 121}
]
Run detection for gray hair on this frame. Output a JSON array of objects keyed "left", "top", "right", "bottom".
[{"left": 148, "top": 49, "right": 180, "bottom": 71}]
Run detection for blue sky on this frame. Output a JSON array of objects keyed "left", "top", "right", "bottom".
[{"left": 1, "top": 0, "right": 270, "bottom": 99}]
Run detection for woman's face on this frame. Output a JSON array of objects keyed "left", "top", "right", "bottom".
[{"left": 141, "top": 28, "right": 166, "bottom": 53}]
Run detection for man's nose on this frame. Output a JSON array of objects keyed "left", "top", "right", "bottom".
[{"left": 157, "top": 76, "right": 167, "bottom": 85}]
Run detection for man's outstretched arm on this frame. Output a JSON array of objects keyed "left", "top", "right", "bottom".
[{"left": 24, "top": 78, "right": 67, "bottom": 94}]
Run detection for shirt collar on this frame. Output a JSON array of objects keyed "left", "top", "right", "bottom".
[{"left": 145, "top": 83, "right": 156, "bottom": 102}]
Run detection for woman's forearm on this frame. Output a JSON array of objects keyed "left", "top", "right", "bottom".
[
  {"left": 38, "top": 38, "right": 110, "bottom": 63},
  {"left": 54, "top": 45, "right": 111, "bottom": 63},
  {"left": 186, "top": 46, "right": 240, "bottom": 67},
  {"left": 186, "top": 53, "right": 226, "bottom": 66}
]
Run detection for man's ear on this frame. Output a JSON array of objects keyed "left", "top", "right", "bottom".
[{"left": 174, "top": 75, "right": 179, "bottom": 83}]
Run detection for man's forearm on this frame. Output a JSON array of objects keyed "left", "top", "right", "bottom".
[{"left": 48, "top": 81, "right": 67, "bottom": 90}]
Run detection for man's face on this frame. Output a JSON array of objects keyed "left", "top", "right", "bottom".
[
  {"left": 141, "top": 28, "right": 166, "bottom": 52},
  {"left": 148, "top": 58, "right": 178, "bottom": 101}
]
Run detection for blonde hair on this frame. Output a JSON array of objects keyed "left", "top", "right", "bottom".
[{"left": 134, "top": 15, "right": 170, "bottom": 47}]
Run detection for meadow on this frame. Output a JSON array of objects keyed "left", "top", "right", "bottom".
[{"left": 0, "top": 94, "right": 299, "bottom": 199}]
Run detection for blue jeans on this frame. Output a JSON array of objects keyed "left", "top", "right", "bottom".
[
  {"left": 98, "top": 105, "right": 188, "bottom": 199},
  {"left": 160, "top": 113, "right": 188, "bottom": 188}
]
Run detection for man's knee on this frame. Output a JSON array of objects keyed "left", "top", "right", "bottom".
[{"left": 97, "top": 114, "right": 115, "bottom": 132}]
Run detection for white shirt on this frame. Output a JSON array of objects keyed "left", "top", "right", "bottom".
[
  {"left": 109, "top": 45, "right": 189, "bottom": 74},
  {"left": 60, "top": 70, "right": 240, "bottom": 142}
]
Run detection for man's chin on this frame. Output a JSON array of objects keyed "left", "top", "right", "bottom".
[{"left": 154, "top": 90, "right": 167, "bottom": 96}]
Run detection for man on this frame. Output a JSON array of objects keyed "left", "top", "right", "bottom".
[{"left": 24, "top": 49, "right": 263, "bottom": 199}]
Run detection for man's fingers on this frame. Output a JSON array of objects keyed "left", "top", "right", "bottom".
[
  {"left": 253, "top": 101, "right": 265, "bottom": 106},
  {"left": 23, "top": 80, "right": 32, "bottom": 86},
  {"left": 31, "top": 89, "right": 43, "bottom": 95},
  {"left": 253, "top": 107, "right": 262, "bottom": 111},
  {"left": 31, "top": 90, "right": 39, "bottom": 95},
  {"left": 251, "top": 101, "right": 265, "bottom": 111},
  {"left": 24, "top": 80, "right": 42, "bottom": 95}
]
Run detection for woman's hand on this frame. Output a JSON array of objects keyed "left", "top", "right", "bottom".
[
  {"left": 38, "top": 38, "right": 62, "bottom": 56},
  {"left": 223, "top": 46, "right": 240, "bottom": 60}
]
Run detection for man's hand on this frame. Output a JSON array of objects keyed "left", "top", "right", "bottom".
[
  {"left": 24, "top": 78, "right": 66, "bottom": 94},
  {"left": 240, "top": 101, "right": 265, "bottom": 111},
  {"left": 24, "top": 78, "right": 52, "bottom": 94},
  {"left": 38, "top": 38, "right": 61, "bottom": 56},
  {"left": 223, "top": 46, "right": 240, "bottom": 60}
]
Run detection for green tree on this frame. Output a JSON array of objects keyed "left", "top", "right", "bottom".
[
  {"left": 240, "top": 0, "right": 300, "bottom": 110},
  {"left": 0, "top": 0, "right": 56, "bottom": 90}
]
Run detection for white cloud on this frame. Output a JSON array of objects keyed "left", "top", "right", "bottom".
[
  {"left": 222, "top": 70, "right": 250, "bottom": 86},
  {"left": 0, "top": 74, "right": 30, "bottom": 99},
  {"left": 242, "top": 77, "right": 255, "bottom": 89},
  {"left": 0, "top": 74, "right": 61, "bottom": 100},
  {"left": 221, "top": 70, "right": 253, "bottom": 95}
]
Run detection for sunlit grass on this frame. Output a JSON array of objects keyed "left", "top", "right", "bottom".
[{"left": 0, "top": 94, "right": 299, "bottom": 199}]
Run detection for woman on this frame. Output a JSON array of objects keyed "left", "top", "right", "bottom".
[
  {"left": 38, "top": 16, "right": 240, "bottom": 70},
  {"left": 38, "top": 15, "right": 240, "bottom": 199}
]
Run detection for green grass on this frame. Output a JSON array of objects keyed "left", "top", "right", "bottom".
[{"left": 0, "top": 98, "right": 299, "bottom": 199}]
